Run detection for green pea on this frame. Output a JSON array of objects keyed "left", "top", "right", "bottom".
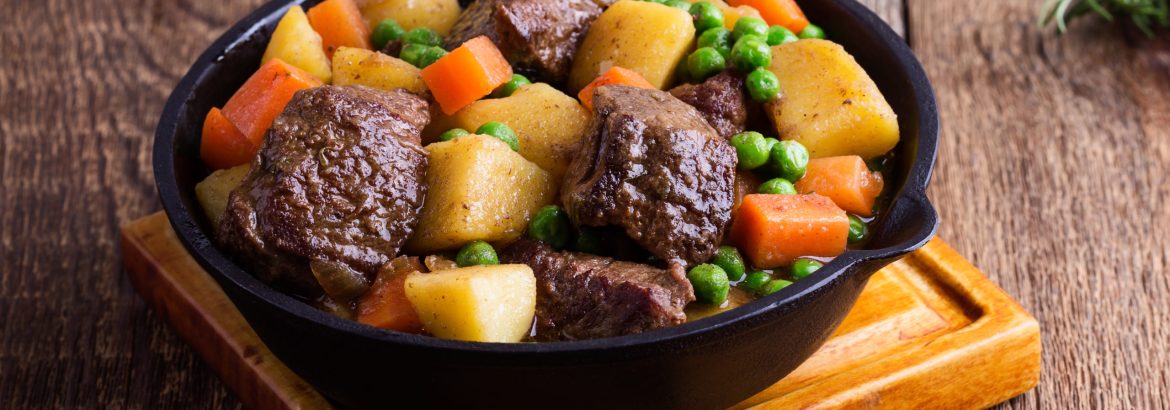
[
  {"left": 528, "top": 205, "right": 572, "bottom": 250},
  {"left": 690, "top": 2, "right": 725, "bottom": 32},
  {"left": 732, "top": 16, "right": 769, "bottom": 41},
  {"left": 711, "top": 246, "right": 746, "bottom": 281},
  {"left": 438, "top": 128, "right": 470, "bottom": 141},
  {"left": 761, "top": 279, "right": 793, "bottom": 295},
  {"left": 664, "top": 0, "right": 692, "bottom": 10},
  {"left": 742, "top": 271, "right": 771, "bottom": 293},
  {"left": 416, "top": 46, "right": 448, "bottom": 68},
  {"left": 798, "top": 23, "right": 825, "bottom": 39},
  {"left": 687, "top": 47, "right": 726, "bottom": 81},
  {"left": 791, "top": 258, "right": 823, "bottom": 280},
  {"left": 399, "top": 43, "right": 428, "bottom": 67},
  {"left": 768, "top": 140, "right": 809, "bottom": 181},
  {"left": 730, "top": 131, "right": 770, "bottom": 170},
  {"left": 848, "top": 215, "right": 868, "bottom": 243},
  {"left": 493, "top": 74, "right": 531, "bottom": 98},
  {"left": 766, "top": 25, "right": 799, "bottom": 45},
  {"left": 764, "top": 137, "right": 780, "bottom": 153},
  {"left": 746, "top": 67, "right": 780, "bottom": 102},
  {"left": 573, "top": 227, "right": 606, "bottom": 255},
  {"left": 371, "top": 19, "right": 406, "bottom": 50},
  {"left": 730, "top": 35, "right": 772, "bottom": 71},
  {"left": 456, "top": 240, "right": 499, "bottom": 267},
  {"left": 687, "top": 264, "right": 730, "bottom": 305},
  {"left": 404, "top": 27, "right": 442, "bottom": 46},
  {"left": 476, "top": 121, "right": 520, "bottom": 151},
  {"left": 758, "top": 178, "right": 797, "bottom": 195},
  {"left": 697, "top": 27, "right": 732, "bottom": 60}
]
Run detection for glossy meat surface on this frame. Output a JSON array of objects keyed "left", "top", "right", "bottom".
[
  {"left": 561, "top": 85, "right": 737, "bottom": 266},
  {"left": 217, "top": 85, "right": 430, "bottom": 294},
  {"left": 500, "top": 239, "right": 694, "bottom": 340},
  {"left": 670, "top": 70, "right": 749, "bottom": 139},
  {"left": 444, "top": 0, "right": 602, "bottom": 84}
]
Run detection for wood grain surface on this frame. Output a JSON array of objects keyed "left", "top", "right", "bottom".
[{"left": 0, "top": 0, "right": 1166, "bottom": 408}]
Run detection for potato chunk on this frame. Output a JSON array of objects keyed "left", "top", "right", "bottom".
[
  {"left": 405, "top": 135, "right": 556, "bottom": 253},
  {"left": 361, "top": 0, "right": 461, "bottom": 36},
  {"left": 568, "top": 0, "right": 695, "bottom": 92},
  {"left": 404, "top": 264, "right": 537, "bottom": 342},
  {"left": 194, "top": 164, "right": 250, "bottom": 224},
  {"left": 766, "top": 39, "right": 899, "bottom": 160},
  {"left": 331, "top": 47, "right": 427, "bottom": 95},
  {"left": 425, "top": 83, "right": 590, "bottom": 184},
  {"left": 262, "top": 6, "right": 332, "bottom": 83}
]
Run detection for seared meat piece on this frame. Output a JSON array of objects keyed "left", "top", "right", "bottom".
[
  {"left": 444, "top": 0, "right": 602, "bottom": 84},
  {"left": 218, "top": 85, "right": 431, "bottom": 295},
  {"left": 379, "top": 39, "right": 403, "bottom": 59},
  {"left": 500, "top": 239, "right": 694, "bottom": 340},
  {"left": 669, "top": 70, "right": 749, "bottom": 139},
  {"left": 561, "top": 85, "right": 737, "bottom": 266}
]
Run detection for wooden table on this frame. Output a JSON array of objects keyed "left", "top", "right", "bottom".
[{"left": 1, "top": 0, "right": 1166, "bottom": 408}]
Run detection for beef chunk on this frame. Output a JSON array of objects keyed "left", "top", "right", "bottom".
[
  {"left": 501, "top": 239, "right": 694, "bottom": 340},
  {"left": 669, "top": 70, "right": 749, "bottom": 139},
  {"left": 217, "top": 85, "right": 431, "bottom": 295},
  {"left": 561, "top": 85, "right": 737, "bottom": 266},
  {"left": 444, "top": 0, "right": 601, "bottom": 84},
  {"left": 379, "top": 39, "right": 403, "bottom": 58}
]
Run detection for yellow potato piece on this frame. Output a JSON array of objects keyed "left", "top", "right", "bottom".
[
  {"left": 766, "top": 39, "right": 900, "bottom": 159},
  {"left": 262, "top": 6, "right": 332, "bottom": 83},
  {"left": 404, "top": 264, "right": 537, "bottom": 343},
  {"left": 331, "top": 47, "right": 427, "bottom": 94},
  {"left": 425, "top": 83, "right": 590, "bottom": 185},
  {"left": 361, "top": 0, "right": 462, "bottom": 36},
  {"left": 194, "top": 164, "right": 250, "bottom": 225},
  {"left": 405, "top": 135, "right": 556, "bottom": 253},
  {"left": 569, "top": 0, "right": 696, "bottom": 92}
]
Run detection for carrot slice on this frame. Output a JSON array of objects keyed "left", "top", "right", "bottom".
[
  {"left": 200, "top": 107, "right": 254, "bottom": 169},
  {"left": 220, "top": 58, "right": 321, "bottom": 152},
  {"left": 421, "top": 36, "right": 513, "bottom": 115},
  {"left": 730, "top": 194, "right": 848, "bottom": 268},
  {"left": 795, "top": 156, "right": 884, "bottom": 216},
  {"left": 576, "top": 66, "right": 656, "bottom": 112},
  {"left": 307, "top": 0, "right": 371, "bottom": 59},
  {"left": 357, "top": 257, "right": 425, "bottom": 333},
  {"left": 727, "top": 0, "right": 810, "bottom": 33}
]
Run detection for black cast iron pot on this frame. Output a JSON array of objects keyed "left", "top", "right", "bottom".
[{"left": 153, "top": 0, "right": 938, "bottom": 408}]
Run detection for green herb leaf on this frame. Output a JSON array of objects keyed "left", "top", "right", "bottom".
[{"left": 1041, "top": 0, "right": 1169, "bottom": 36}]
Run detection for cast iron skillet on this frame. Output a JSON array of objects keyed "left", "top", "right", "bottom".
[{"left": 154, "top": 0, "right": 938, "bottom": 408}]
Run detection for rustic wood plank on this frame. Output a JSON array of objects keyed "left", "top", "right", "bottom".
[
  {"left": 854, "top": 0, "right": 905, "bottom": 37},
  {"left": 120, "top": 212, "right": 1037, "bottom": 409},
  {"left": 121, "top": 213, "right": 331, "bottom": 410},
  {"left": 0, "top": 0, "right": 264, "bottom": 408},
  {"left": 4, "top": 0, "right": 1167, "bottom": 407},
  {"left": 906, "top": 1, "right": 1170, "bottom": 408}
]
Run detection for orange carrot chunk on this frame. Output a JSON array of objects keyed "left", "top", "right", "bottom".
[
  {"left": 200, "top": 107, "right": 254, "bottom": 169},
  {"left": 576, "top": 66, "right": 656, "bottom": 112},
  {"left": 307, "top": 0, "right": 371, "bottom": 59},
  {"left": 357, "top": 258, "right": 425, "bottom": 333},
  {"left": 730, "top": 194, "right": 849, "bottom": 268},
  {"left": 795, "top": 156, "right": 884, "bottom": 216},
  {"left": 727, "top": 0, "right": 810, "bottom": 33},
  {"left": 220, "top": 58, "right": 322, "bottom": 151},
  {"left": 421, "top": 36, "right": 513, "bottom": 115}
]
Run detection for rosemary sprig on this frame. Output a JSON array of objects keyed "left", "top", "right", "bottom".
[{"left": 1041, "top": 0, "right": 1170, "bottom": 36}]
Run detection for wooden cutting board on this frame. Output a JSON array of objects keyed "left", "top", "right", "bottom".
[{"left": 121, "top": 212, "right": 1040, "bottom": 409}]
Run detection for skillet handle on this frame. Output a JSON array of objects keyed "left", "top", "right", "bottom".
[{"left": 855, "top": 191, "right": 940, "bottom": 266}]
